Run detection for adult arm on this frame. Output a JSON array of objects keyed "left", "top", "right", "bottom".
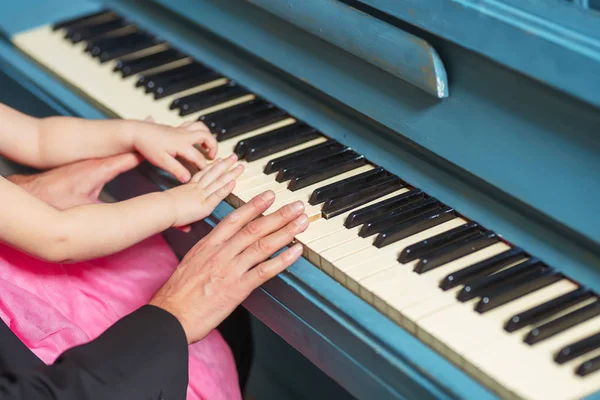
[{"left": 0, "top": 305, "right": 188, "bottom": 400}]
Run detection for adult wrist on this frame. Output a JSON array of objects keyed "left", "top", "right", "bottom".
[{"left": 148, "top": 295, "right": 192, "bottom": 345}]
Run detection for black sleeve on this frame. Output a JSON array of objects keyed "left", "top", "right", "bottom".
[{"left": 0, "top": 305, "right": 189, "bottom": 400}]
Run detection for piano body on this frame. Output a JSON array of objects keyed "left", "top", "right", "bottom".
[{"left": 1, "top": 0, "right": 600, "bottom": 398}]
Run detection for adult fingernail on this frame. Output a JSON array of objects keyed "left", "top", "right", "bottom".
[
  {"left": 290, "top": 201, "right": 305, "bottom": 213},
  {"left": 294, "top": 213, "right": 308, "bottom": 228},
  {"left": 261, "top": 191, "right": 275, "bottom": 202},
  {"left": 290, "top": 243, "right": 303, "bottom": 256}
]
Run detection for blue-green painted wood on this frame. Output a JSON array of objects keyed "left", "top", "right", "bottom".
[
  {"left": 354, "top": 0, "right": 600, "bottom": 110},
  {"left": 246, "top": 0, "right": 448, "bottom": 98},
  {"left": 3, "top": 1, "right": 600, "bottom": 398},
  {"left": 0, "top": 0, "right": 101, "bottom": 36},
  {"left": 149, "top": 0, "right": 600, "bottom": 252}
]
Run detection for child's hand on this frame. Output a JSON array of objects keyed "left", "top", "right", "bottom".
[
  {"left": 165, "top": 154, "right": 244, "bottom": 232},
  {"left": 131, "top": 117, "right": 218, "bottom": 183}
]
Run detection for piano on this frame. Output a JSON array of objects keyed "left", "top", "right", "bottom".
[{"left": 1, "top": 0, "right": 600, "bottom": 399}]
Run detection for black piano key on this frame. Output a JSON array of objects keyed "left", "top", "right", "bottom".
[
  {"left": 457, "top": 258, "right": 544, "bottom": 302},
  {"left": 475, "top": 269, "right": 563, "bottom": 313},
  {"left": 414, "top": 231, "right": 499, "bottom": 273},
  {"left": 170, "top": 82, "right": 249, "bottom": 116},
  {"left": 53, "top": 10, "right": 116, "bottom": 31},
  {"left": 576, "top": 355, "right": 600, "bottom": 377},
  {"left": 235, "top": 123, "right": 312, "bottom": 160},
  {"left": 360, "top": 198, "right": 440, "bottom": 238},
  {"left": 271, "top": 145, "right": 352, "bottom": 180},
  {"left": 114, "top": 48, "right": 187, "bottom": 77},
  {"left": 344, "top": 189, "right": 425, "bottom": 229},
  {"left": 216, "top": 106, "right": 289, "bottom": 141},
  {"left": 66, "top": 18, "right": 128, "bottom": 43},
  {"left": 525, "top": 300, "right": 600, "bottom": 345},
  {"left": 154, "top": 70, "right": 222, "bottom": 99},
  {"left": 322, "top": 176, "right": 404, "bottom": 219},
  {"left": 555, "top": 332, "right": 600, "bottom": 364},
  {"left": 200, "top": 99, "right": 266, "bottom": 130},
  {"left": 276, "top": 147, "right": 350, "bottom": 182},
  {"left": 87, "top": 32, "right": 162, "bottom": 63},
  {"left": 247, "top": 130, "right": 323, "bottom": 162},
  {"left": 240, "top": 125, "right": 320, "bottom": 161},
  {"left": 289, "top": 155, "right": 367, "bottom": 191},
  {"left": 374, "top": 207, "right": 458, "bottom": 248},
  {"left": 265, "top": 141, "right": 346, "bottom": 175},
  {"left": 399, "top": 222, "right": 481, "bottom": 263},
  {"left": 440, "top": 247, "right": 526, "bottom": 291},
  {"left": 309, "top": 167, "right": 389, "bottom": 205},
  {"left": 137, "top": 62, "right": 207, "bottom": 90},
  {"left": 504, "top": 288, "right": 594, "bottom": 333}
]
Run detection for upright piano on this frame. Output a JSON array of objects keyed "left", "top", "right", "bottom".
[{"left": 1, "top": 1, "right": 600, "bottom": 399}]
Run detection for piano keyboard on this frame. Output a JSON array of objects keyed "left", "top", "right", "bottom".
[{"left": 12, "top": 10, "right": 600, "bottom": 399}]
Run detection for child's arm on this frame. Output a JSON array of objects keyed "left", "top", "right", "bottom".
[
  {"left": 0, "top": 103, "right": 217, "bottom": 183},
  {"left": 0, "top": 156, "right": 242, "bottom": 263}
]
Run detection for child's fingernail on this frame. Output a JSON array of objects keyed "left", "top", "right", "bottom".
[{"left": 228, "top": 153, "right": 238, "bottom": 161}]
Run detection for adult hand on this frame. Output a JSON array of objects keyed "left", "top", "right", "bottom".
[
  {"left": 150, "top": 191, "right": 309, "bottom": 344},
  {"left": 7, "top": 153, "right": 142, "bottom": 210}
]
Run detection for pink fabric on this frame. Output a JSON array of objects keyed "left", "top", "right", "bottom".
[{"left": 0, "top": 236, "right": 241, "bottom": 400}]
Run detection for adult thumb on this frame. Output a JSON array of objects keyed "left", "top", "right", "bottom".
[{"left": 99, "top": 152, "right": 144, "bottom": 183}]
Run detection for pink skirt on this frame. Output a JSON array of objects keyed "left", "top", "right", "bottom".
[{"left": 0, "top": 235, "right": 241, "bottom": 400}]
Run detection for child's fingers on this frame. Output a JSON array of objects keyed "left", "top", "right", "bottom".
[
  {"left": 178, "top": 146, "right": 207, "bottom": 170},
  {"left": 190, "top": 158, "right": 222, "bottom": 183},
  {"left": 176, "top": 225, "right": 192, "bottom": 233},
  {"left": 179, "top": 121, "right": 195, "bottom": 129},
  {"left": 159, "top": 155, "right": 191, "bottom": 183},
  {"left": 204, "top": 180, "right": 235, "bottom": 210},
  {"left": 192, "top": 132, "right": 218, "bottom": 159},
  {"left": 198, "top": 154, "right": 237, "bottom": 188},
  {"left": 144, "top": 116, "right": 155, "bottom": 123},
  {"left": 183, "top": 121, "right": 210, "bottom": 133},
  {"left": 204, "top": 164, "right": 244, "bottom": 195}
]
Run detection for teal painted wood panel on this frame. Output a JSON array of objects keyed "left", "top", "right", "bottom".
[
  {"left": 247, "top": 0, "right": 448, "bottom": 98},
  {"left": 353, "top": 0, "right": 600, "bottom": 110},
  {"left": 0, "top": 0, "right": 101, "bottom": 36}
]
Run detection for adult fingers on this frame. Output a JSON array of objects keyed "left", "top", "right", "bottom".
[
  {"left": 198, "top": 190, "right": 276, "bottom": 249},
  {"left": 217, "top": 200, "right": 305, "bottom": 259},
  {"left": 234, "top": 213, "right": 308, "bottom": 273},
  {"left": 99, "top": 153, "right": 144, "bottom": 179},
  {"left": 241, "top": 243, "right": 304, "bottom": 289}
]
